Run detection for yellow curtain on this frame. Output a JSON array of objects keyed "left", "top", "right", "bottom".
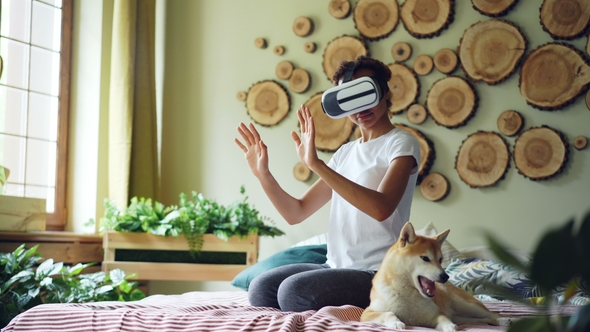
[{"left": 108, "top": 0, "right": 159, "bottom": 209}]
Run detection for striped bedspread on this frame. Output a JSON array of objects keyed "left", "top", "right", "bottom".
[{"left": 1, "top": 291, "right": 581, "bottom": 332}]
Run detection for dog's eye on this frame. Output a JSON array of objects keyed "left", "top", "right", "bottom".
[{"left": 420, "top": 256, "right": 430, "bottom": 262}]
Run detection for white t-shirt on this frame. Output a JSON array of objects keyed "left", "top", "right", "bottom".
[{"left": 325, "top": 127, "right": 421, "bottom": 270}]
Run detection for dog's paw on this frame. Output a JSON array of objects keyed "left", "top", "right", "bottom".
[
  {"left": 439, "top": 322, "right": 457, "bottom": 332},
  {"left": 381, "top": 312, "right": 406, "bottom": 329}
]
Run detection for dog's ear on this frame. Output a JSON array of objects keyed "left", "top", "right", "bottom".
[
  {"left": 399, "top": 222, "right": 417, "bottom": 247},
  {"left": 435, "top": 229, "right": 450, "bottom": 246}
]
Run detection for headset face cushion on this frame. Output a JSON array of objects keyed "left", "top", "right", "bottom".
[{"left": 321, "top": 76, "right": 382, "bottom": 119}]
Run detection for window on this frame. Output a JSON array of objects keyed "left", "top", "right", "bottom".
[{"left": 0, "top": 0, "right": 72, "bottom": 230}]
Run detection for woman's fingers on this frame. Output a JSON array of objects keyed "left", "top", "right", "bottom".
[
  {"left": 234, "top": 138, "right": 248, "bottom": 152},
  {"left": 237, "top": 122, "right": 258, "bottom": 146}
]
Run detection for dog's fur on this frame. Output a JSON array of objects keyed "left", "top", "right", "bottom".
[{"left": 360, "top": 222, "right": 504, "bottom": 332}]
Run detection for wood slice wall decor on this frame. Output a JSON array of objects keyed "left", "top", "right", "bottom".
[
  {"left": 276, "top": 61, "right": 294, "bottom": 80},
  {"left": 387, "top": 63, "right": 420, "bottom": 115},
  {"left": 289, "top": 68, "right": 311, "bottom": 93},
  {"left": 455, "top": 131, "right": 510, "bottom": 188},
  {"left": 322, "top": 35, "right": 369, "bottom": 81},
  {"left": 420, "top": 172, "right": 450, "bottom": 201},
  {"left": 413, "top": 54, "right": 434, "bottom": 75},
  {"left": 274, "top": 46, "right": 285, "bottom": 55},
  {"left": 497, "top": 110, "right": 523, "bottom": 136},
  {"left": 353, "top": 0, "right": 399, "bottom": 41},
  {"left": 293, "top": 16, "right": 314, "bottom": 37},
  {"left": 574, "top": 136, "right": 587, "bottom": 150},
  {"left": 304, "top": 42, "right": 317, "bottom": 53},
  {"left": 458, "top": 19, "right": 527, "bottom": 85},
  {"left": 433, "top": 48, "right": 458, "bottom": 74},
  {"left": 426, "top": 76, "right": 478, "bottom": 128},
  {"left": 400, "top": 0, "right": 455, "bottom": 39},
  {"left": 305, "top": 92, "right": 355, "bottom": 152},
  {"left": 293, "top": 162, "right": 312, "bottom": 181},
  {"left": 236, "top": 91, "right": 247, "bottom": 101},
  {"left": 245, "top": 80, "right": 290, "bottom": 127},
  {"left": 540, "top": 0, "right": 590, "bottom": 40},
  {"left": 391, "top": 42, "right": 412, "bottom": 62},
  {"left": 395, "top": 123, "right": 436, "bottom": 184},
  {"left": 513, "top": 126, "right": 568, "bottom": 181},
  {"left": 407, "top": 104, "right": 428, "bottom": 124},
  {"left": 329, "top": 0, "right": 351, "bottom": 19},
  {"left": 519, "top": 43, "right": 590, "bottom": 110},
  {"left": 471, "top": 0, "right": 518, "bottom": 17},
  {"left": 254, "top": 38, "right": 267, "bottom": 49}
]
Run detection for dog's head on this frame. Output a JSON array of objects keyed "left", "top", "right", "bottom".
[{"left": 395, "top": 222, "right": 450, "bottom": 299}]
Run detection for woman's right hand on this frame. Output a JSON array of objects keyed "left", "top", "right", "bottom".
[{"left": 235, "top": 122, "right": 269, "bottom": 179}]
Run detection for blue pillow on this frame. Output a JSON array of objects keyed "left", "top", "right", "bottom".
[{"left": 231, "top": 244, "right": 327, "bottom": 291}]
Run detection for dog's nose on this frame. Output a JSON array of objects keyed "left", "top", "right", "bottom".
[{"left": 439, "top": 272, "right": 449, "bottom": 283}]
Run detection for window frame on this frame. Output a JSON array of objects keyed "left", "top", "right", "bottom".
[{"left": 46, "top": 0, "right": 72, "bottom": 230}]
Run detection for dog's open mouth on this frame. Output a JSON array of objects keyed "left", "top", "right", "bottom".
[{"left": 418, "top": 276, "right": 436, "bottom": 298}]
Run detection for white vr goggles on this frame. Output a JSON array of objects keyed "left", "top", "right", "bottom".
[{"left": 321, "top": 63, "right": 389, "bottom": 119}]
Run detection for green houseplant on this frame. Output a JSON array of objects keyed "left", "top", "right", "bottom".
[
  {"left": 99, "top": 186, "right": 285, "bottom": 255},
  {"left": 0, "top": 244, "right": 145, "bottom": 328},
  {"left": 485, "top": 210, "right": 590, "bottom": 332}
]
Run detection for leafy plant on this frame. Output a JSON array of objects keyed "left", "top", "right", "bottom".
[
  {"left": 99, "top": 186, "right": 285, "bottom": 255},
  {"left": 485, "top": 211, "right": 590, "bottom": 332},
  {"left": 1, "top": 244, "right": 145, "bottom": 328}
]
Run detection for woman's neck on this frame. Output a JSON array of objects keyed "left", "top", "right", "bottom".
[{"left": 359, "top": 120, "right": 395, "bottom": 142}]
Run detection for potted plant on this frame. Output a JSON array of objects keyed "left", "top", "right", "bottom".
[
  {"left": 0, "top": 244, "right": 145, "bottom": 328},
  {"left": 99, "top": 186, "right": 285, "bottom": 282}
]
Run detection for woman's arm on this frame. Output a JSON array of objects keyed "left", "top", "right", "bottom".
[{"left": 235, "top": 122, "right": 331, "bottom": 225}]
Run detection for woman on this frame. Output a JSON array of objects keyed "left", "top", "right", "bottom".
[{"left": 234, "top": 56, "right": 421, "bottom": 312}]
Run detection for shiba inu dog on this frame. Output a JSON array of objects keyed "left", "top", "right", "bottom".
[{"left": 361, "top": 222, "right": 504, "bottom": 332}]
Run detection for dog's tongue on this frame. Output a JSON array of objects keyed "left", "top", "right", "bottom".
[{"left": 419, "top": 276, "right": 436, "bottom": 297}]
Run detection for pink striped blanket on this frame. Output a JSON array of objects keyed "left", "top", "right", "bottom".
[{"left": 1, "top": 291, "right": 581, "bottom": 332}]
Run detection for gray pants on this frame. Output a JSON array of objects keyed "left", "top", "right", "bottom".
[{"left": 247, "top": 263, "right": 376, "bottom": 312}]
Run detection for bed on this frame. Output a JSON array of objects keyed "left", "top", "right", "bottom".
[{"left": 2, "top": 222, "right": 587, "bottom": 332}]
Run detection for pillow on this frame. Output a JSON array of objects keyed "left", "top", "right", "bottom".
[
  {"left": 445, "top": 257, "right": 541, "bottom": 299},
  {"left": 415, "top": 221, "right": 465, "bottom": 268},
  {"left": 231, "top": 244, "right": 327, "bottom": 291}
]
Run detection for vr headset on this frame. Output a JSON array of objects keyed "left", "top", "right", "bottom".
[{"left": 321, "top": 62, "right": 389, "bottom": 119}]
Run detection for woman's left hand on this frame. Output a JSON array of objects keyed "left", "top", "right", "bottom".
[{"left": 291, "top": 104, "right": 320, "bottom": 170}]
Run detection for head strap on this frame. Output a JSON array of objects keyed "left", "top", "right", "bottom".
[{"left": 343, "top": 62, "right": 356, "bottom": 82}]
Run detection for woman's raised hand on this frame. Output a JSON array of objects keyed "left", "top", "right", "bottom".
[
  {"left": 235, "top": 122, "right": 269, "bottom": 178},
  {"left": 291, "top": 104, "right": 320, "bottom": 170}
]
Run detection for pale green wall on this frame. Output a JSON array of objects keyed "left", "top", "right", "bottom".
[{"left": 69, "top": 0, "right": 590, "bottom": 294}]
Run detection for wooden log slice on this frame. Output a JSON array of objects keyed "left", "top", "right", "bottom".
[
  {"left": 574, "top": 135, "right": 587, "bottom": 150},
  {"left": 459, "top": 19, "right": 527, "bottom": 85},
  {"left": 426, "top": 76, "right": 478, "bottom": 128},
  {"left": 407, "top": 104, "right": 428, "bottom": 124},
  {"left": 236, "top": 91, "right": 247, "bottom": 101},
  {"left": 293, "top": 16, "right": 313, "bottom": 37},
  {"left": 276, "top": 61, "right": 294, "bottom": 80},
  {"left": 274, "top": 46, "right": 285, "bottom": 56},
  {"left": 254, "top": 38, "right": 267, "bottom": 49},
  {"left": 455, "top": 131, "right": 510, "bottom": 188},
  {"left": 387, "top": 63, "right": 420, "bottom": 115},
  {"left": 322, "top": 35, "right": 369, "bottom": 81},
  {"left": 414, "top": 54, "right": 434, "bottom": 75},
  {"left": 395, "top": 123, "right": 436, "bottom": 184},
  {"left": 471, "top": 0, "right": 518, "bottom": 17},
  {"left": 519, "top": 43, "right": 590, "bottom": 110},
  {"left": 289, "top": 68, "right": 311, "bottom": 93},
  {"left": 433, "top": 48, "right": 458, "bottom": 74},
  {"left": 513, "top": 126, "right": 568, "bottom": 181},
  {"left": 400, "top": 0, "right": 454, "bottom": 39},
  {"left": 353, "top": 0, "right": 399, "bottom": 41},
  {"left": 245, "top": 80, "right": 290, "bottom": 127},
  {"left": 391, "top": 42, "right": 412, "bottom": 62},
  {"left": 304, "top": 42, "right": 317, "bottom": 53},
  {"left": 420, "top": 172, "right": 450, "bottom": 201},
  {"left": 293, "top": 162, "right": 312, "bottom": 181},
  {"left": 329, "top": 0, "right": 351, "bottom": 19},
  {"left": 540, "top": 0, "right": 590, "bottom": 40},
  {"left": 305, "top": 92, "right": 355, "bottom": 152},
  {"left": 497, "top": 110, "right": 523, "bottom": 136}
]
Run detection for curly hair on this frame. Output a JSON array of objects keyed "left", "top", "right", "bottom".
[{"left": 331, "top": 56, "right": 392, "bottom": 109}]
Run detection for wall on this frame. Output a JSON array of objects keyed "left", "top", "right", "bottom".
[{"left": 68, "top": 0, "right": 590, "bottom": 294}]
